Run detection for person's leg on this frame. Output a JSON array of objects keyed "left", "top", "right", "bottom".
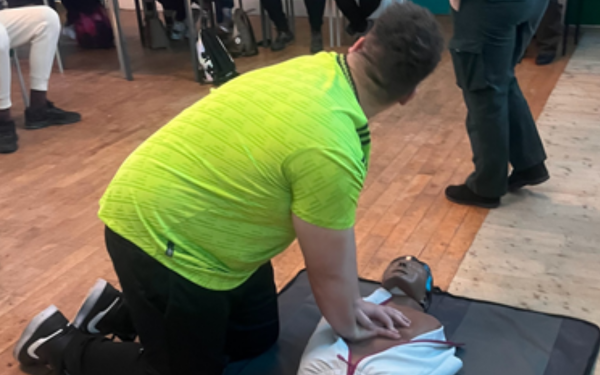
[
  {"left": 261, "top": 0, "right": 293, "bottom": 51},
  {"left": 0, "top": 6, "right": 81, "bottom": 130},
  {"left": 304, "top": 0, "right": 326, "bottom": 53},
  {"left": 0, "top": 22, "right": 11, "bottom": 121},
  {"left": 0, "top": 21, "right": 18, "bottom": 154},
  {"left": 305, "top": 0, "right": 326, "bottom": 33},
  {"left": 261, "top": 0, "right": 289, "bottom": 32},
  {"left": 535, "top": 0, "right": 561, "bottom": 65},
  {"left": 335, "top": 0, "right": 380, "bottom": 35},
  {"left": 226, "top": 262, "right": 280, "bottom": 361},
  {"left": 447, "top": 0, "right": 533, "bottom": 204},
  {"left": 507, "top": 0, "right": 549, "bottom": 190}
]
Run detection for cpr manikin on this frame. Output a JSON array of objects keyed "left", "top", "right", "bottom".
[{"left": 297, "top": 256, "right": 463, "bottom": 375}]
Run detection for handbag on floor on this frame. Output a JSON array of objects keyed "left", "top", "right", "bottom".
[
  {"left": 230, "top": 2, "right": 258, "bottom": 57},
  {"left": 73, "top": 5, "right": 114, "bottom": 49}
]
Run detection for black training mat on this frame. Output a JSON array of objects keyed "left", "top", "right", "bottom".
[{"left": 224, "top": 270, "right": 600, "bottom": 375}]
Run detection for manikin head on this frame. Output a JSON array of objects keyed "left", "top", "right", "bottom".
[
  {"left": 346, "top": 2, "right": 444, "bottom": 115},
  {"left": 381, "top": 256, "right": 433, "bottom": 309}
]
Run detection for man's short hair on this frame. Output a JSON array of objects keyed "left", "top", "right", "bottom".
[{"left": 360, "top": 2, "right": 445, "bottom": 103}]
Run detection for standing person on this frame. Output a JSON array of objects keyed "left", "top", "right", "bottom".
[
  {"left": 14, "top": 3, "right": 445, "bottom": 375},
  {"left": 534, "top": 0, "right": 562, "bottom": 65},
  {"left": 445, "top": 0, "right": 551, "bottom": 208},
  {"left": 261, "top": 0, "right": 294, "bottom": 51},
  {"left": 0, "top": 4, "right": 81, "bottom": 154},
  {"left": 305, "top": 0, "right": 326, "bottom": 54}
]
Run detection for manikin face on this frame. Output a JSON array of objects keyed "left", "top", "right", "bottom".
[{"left": 381, "top": 256, "right": 429, "bottom": 304}]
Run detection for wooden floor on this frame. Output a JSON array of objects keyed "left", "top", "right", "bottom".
[
  {"left": 450, "top": 28, "right": 600, "bottom": 374},
  {"left": 0, "top": 11, "right": 570, "bottom": 372}
]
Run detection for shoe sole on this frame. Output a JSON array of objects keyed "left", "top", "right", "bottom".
[
  {"left": 25, "top": 117, "right": 81, "bottom": 130},
  {"left": 73, "top": 279, "right": 107, "bottom": 331},
  {"left": 445, "top": 194, "right": 500, "bottom": 209},
  {"left": 508, "top": 175, "right": 550, "bottom": 192},
  {"left": 0, "top": 144, "right": 18, "bottom": 154},
  {"left": 13, "top": 305, "right": 59, "bottom": 362}
]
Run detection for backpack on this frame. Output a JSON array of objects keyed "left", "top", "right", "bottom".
[
  {"left": 196, "top": 26, "right": 239, "bottom": 85},
  {"left": 230, "top": 7, "right": 258, "bottom": 57},
  {"left": 74, "top": 6, "right": 114, "bottom": 49}
]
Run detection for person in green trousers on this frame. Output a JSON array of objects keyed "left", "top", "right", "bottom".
[{"left": 445, "top": 0, "right": 551, "bottom": 208}]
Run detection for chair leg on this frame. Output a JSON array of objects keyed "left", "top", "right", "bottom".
[
  {"left": 55, "top": 50, "right": 64, "bottom": 74},
  {"left": 12, "top": 51, "right": 30, "bottom": 107}
]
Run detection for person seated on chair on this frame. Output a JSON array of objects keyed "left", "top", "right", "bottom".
[
  {"left": 261, "top": 0, "right": 294, "bottom": 51},
  {"left": 298, "top": 255, "right": 464, "bottom": 375},
  {"left": 0, "top": 2, "right": 81, "bottom": 154}
]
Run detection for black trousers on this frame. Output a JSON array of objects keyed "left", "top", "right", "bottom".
[
  {"left": 334, "top": 0, "right": 381, "bottom": 33},
  {"left": 261, "top": 0, "right": 289, "bottom": 32},
  {"left": 535, "top": 0, "right": 562, "bottom": 56},
  {"left": 62, "top": 227, "right": 279, "bottom": 375},
  {"left": 450, "top": 0, "right": 549, "bottom": 198},
  {"left": 305, "top": 0, "right": 326, "bottom": 32}
]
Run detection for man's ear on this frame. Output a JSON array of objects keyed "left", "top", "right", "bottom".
[
  {"left": 398, "top": 88, "right": 418, "bottom": 106},
  {"left": 349, "top": 37, "right": 366, "bottom": 53}
]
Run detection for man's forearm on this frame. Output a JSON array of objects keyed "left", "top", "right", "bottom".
[{"left": 306, "top": 264, "right": 361, "bottom": 339}]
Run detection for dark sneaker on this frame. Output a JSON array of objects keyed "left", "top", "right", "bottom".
[
  {"left": 73, "top": 279, "right": 136, "bottom": 341},
  {"left": 25, "top": 101, "right": 81, "bottom": 130},
  {"left": 310, "top": 31, "right": 324, "bottom": 54},
  {"left": 345, "top": 19, "right": 374, "bottom": 37},
  {"left": 271, "top": 30, "right": 294, "bottom": 52},
  {"left": 13, "top": 306, "right": 73, "bottom": 368},
  {"left": 508, "top": 163, "right": 550, "bottom": 192},
  {"left": 0, "top": 120, "right": 18, "bottom": 154},
  {"left": 535, "top": 53, "right": 556, "bottom": 66},
  {"left": 445, "top": 184, "right": 500, "bottom": 209}
]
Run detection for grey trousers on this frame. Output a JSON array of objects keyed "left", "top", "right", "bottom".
[{"left": 450, "top": 0, "right": 549, "bottom": 198}]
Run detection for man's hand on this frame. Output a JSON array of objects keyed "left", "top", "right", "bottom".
[
  {"left": 351, "top": 300, "right": 411, "bottom": 341},
  {"left": 293, "top": 215, "right": 412, "bottom": 342}
]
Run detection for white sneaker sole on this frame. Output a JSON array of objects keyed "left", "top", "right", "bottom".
[
  {"left": 72, "top": 279, "right": 108, "bottom": 330},
  {"left": 13, "top": 305, "right": 59, "bottom": 361}
]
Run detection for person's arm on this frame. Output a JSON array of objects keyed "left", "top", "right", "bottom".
[
  {"left": 293, "top": 214, "right": 411, "bottom": 341},
  {"left": 293, "top": 215, "right": 361, "bottom": 339}
]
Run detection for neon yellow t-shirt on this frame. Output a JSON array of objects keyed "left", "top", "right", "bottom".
[{"left": 98, "top": 52, "right": 370, "bottom": 290}]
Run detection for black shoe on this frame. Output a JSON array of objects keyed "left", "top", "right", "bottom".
[
  {"left": 0, "top": 119, "right": 18, "bottom": 154},
  {"left": 73, "top": 279, "right": 136, "bottom": 341},
  {"left": 310, "top": 31, "right": 323, "bottom": 54},
  {"left": 508, "top": 163, "right": 549, "bottom": 192},
  {"left": 536, "top": 53, "right": 556, "bottom": 66},
  {"left": 25, "top": 101, "right": 81, "bottom": 130},
  {"left": 345, "top": 19, "right": 374, "bottom": 37},
  {"left": 445, "top": 184, "right": 500, "bottom": 209},
  {"left": 271, "top": 30, "right": 294, "bottom": 52},
  {"left": 14, "top": 306, "right": 74, "bottom": 368}
]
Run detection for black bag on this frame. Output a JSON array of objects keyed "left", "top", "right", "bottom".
[{"left": 197, "top": 20, "right": 238, "bottom": 85}]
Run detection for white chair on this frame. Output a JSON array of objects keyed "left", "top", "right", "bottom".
[{"left": 10, "top": 49, "right": 30, "bottom": 107}]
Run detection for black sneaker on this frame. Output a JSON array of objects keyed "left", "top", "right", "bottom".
[
  {"left": 508, "top": 162, "right": 550, "bottom": 192},
  {"left": 345, "top": 19, "right": 374, "bottom": 37},
  {"left": 73, "top": 279, "right": 136, "bottom": 341},
  {"left": 0, "top": 119, "right": 18, "bottom": 154},
  {"left": 271, "top": 30, "right": 294, "bottom": 52},
  {"left": 25, "top": 101, "right": 81, "bottom": 130},
  {"left": 445, "top": 184, "right": 500, "bottom": 209},
  {"left": 535, "top": 53, "right": 556, "bottom": 66},
  {"left": 310, "top": 31, "right": 323, "bottom": 54},
  {"left": 13, "top": 305, "right": 73, "bottom": 368}
]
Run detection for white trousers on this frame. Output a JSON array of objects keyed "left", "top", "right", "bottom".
[{"left": 0, "top": 6, "right": 60, "bottom": 109}]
